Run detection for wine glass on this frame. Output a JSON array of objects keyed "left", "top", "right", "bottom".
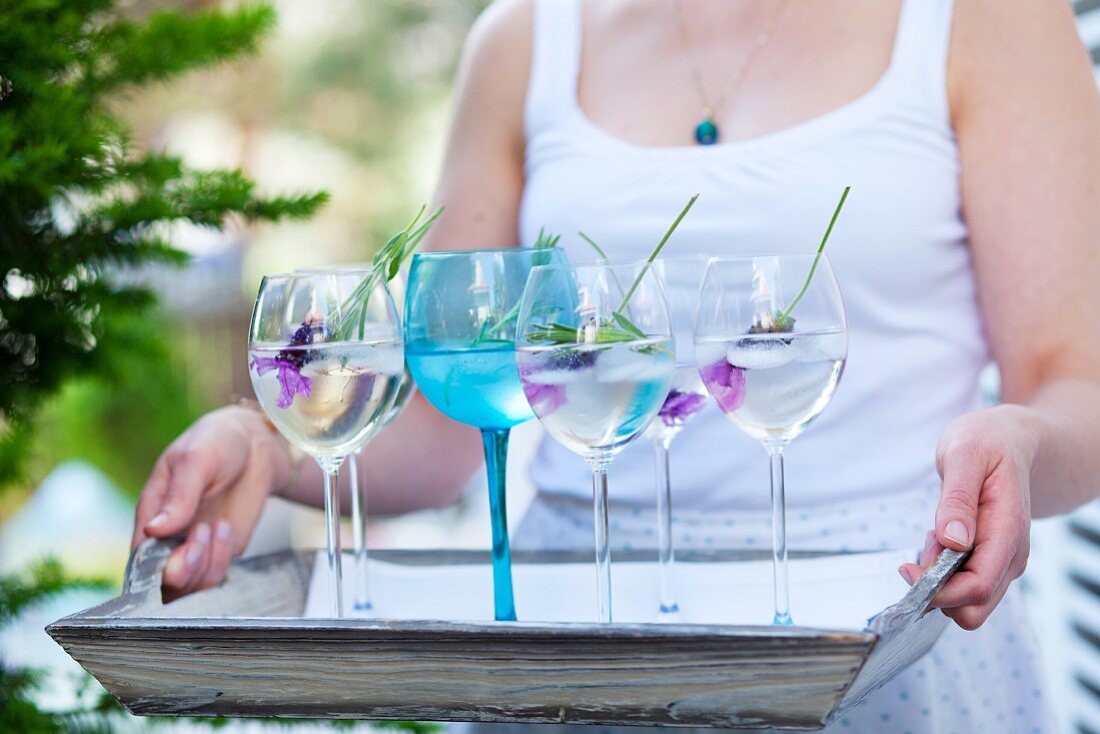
[
  {"left": 344, "top": 269, "right": 415, "bottom": 611},
  {"left": 645, "top": 255, "right": 710, "bottom": 619},
  {"left": 694, "top": 254, "right": 847, "bottom": 625},
  {"left": 248, "top": 271, "right": 404, "bottom": 617},
  {"left": 404, "top": 247, "right": 566, "bottom": 621},
  {"left": 516, "top": 261, "right": 675, "bottom": 623},
  {"left": 299, "top": 265, "right": 416, "bottom": 613}
]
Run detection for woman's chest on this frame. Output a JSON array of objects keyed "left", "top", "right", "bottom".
[
  {"left": 519, "top": 124, "right": 969, "bottom": 326},
  {"left": 576, "top": 0, "right": 904, "bottom": 147}
]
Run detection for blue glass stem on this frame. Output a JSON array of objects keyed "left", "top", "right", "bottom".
[
  {"left": 767, "top": 446, "right": 792, "bottom": 625},
  {"left": 482, "top": 428, "right": 517, "bottom": 621}
]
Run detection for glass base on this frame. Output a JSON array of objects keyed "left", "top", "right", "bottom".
[{"left": 656, "top": 603, "right": 681, "bottom": 623}]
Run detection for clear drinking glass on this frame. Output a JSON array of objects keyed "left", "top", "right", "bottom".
[
  {"left": 645, "top": 256, "right": 710, "bottom": 619},
  {"left": 404, "top": 247, "right": 566, "bottom": 621},
  {"left": 694, "top": 254, "right": 847, "bottom": 625},
  {"left": 516, "top": 261, "right": 675, "bottom": 623},
  {"left": 248, "top": 271, "right": 404, "bottom": 617},
  {"left": 296, "top": 265, "right": 415, "bottom": 612},
  {"left": 344, "top": 270, "right": 415, "bottom": 612}
]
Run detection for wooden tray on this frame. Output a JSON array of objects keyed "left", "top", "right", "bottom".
[{"left": 47, "top": 539, "right": 966, "bottom": 730}]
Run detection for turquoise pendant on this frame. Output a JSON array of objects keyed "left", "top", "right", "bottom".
[{"left": 694, "top": 118, "right": 719, "bottom": 145}]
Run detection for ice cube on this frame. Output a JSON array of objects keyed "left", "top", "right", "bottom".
[
  {"left": 595, "top": 347, "right": 671, "bottom": 383},
  {"left": 693, "top": 339, "right": 727, "bottom": 367},
  {"left": 372, "top": 344, "right": 406, "bottom": 375},
  {"left": 523, "top": 368, "right": 579, "bottom": 386},
  {"left": 726, "top": 337, "right": 795, "bottom": 370},
  {"left": 809, "top": 330, "right": 847, "bottom": 362}
]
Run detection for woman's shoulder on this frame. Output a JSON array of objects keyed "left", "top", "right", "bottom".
[
  {"left": 948, "top": 0, "right": 1094, "bottom": 125},
  {"left": 464, "top": 0, "right": 534, "bottom": 74},
  {"left": 452, "top": 0, "right": 534, "bottom": 130}
]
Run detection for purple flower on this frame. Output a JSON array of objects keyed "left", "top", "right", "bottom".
[
  {"left": 519, "top": 365, "right": 566, "bottom": 415},
  {"left": 250, "top": 319, "right": 323, "bottom": 409},
  {"left": 251, "top": 357, "right": 313, "bottom": 409},
  {"left": 658, "top": 389, "right": 708, "bottom": 427},
  {"left": 699, "top": 360, "right": 745, "bottom": 413}
]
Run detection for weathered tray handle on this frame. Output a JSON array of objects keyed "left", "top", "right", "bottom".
[
  {"left": 123, "top": 536, "right": 183, "bottom": 605},
  {"left": 830, "top": 547, "right": 970, "bottom": 721},
  {"left": 869, "top": 547, "right": 970, "bottom": 632}
]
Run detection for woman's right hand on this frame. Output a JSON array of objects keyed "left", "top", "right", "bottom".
[{"left": 130, "top": 405, "right": 296, "bottom": 601}]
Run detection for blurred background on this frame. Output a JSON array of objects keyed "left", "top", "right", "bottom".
[{"left": 2, "top": 0, "right": 1099, "bottom": 732}]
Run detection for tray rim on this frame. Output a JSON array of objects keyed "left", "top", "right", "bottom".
[{"left": 47, "top": 542, "right": 962, "bottom": 640}]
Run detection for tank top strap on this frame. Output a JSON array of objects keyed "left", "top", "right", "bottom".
[
  {"left": 887, "top": 0, "right": 956, "bottom": 123},
  {"left": 525, "top": 0, "right": 582, "bottom": 138}
]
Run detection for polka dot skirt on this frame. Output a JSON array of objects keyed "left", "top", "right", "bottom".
[{"left": 490, "top": 486, "right": 1055, "bottom": 733}]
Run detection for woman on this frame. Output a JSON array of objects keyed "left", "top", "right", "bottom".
[{"left": 132, "top": 0, "right": 1100, "bottom": 730}]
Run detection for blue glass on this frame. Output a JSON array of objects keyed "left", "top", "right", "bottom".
[{"left": 404, "top": 247, "right": 567, "bottom": 621}]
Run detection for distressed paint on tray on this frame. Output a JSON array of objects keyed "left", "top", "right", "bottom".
[{"left": 47, "top": 541, "right": 967, "bottom": 729}]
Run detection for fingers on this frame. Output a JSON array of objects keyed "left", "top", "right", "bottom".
[
  {"left": 898, "top": 499, "right": 1028, "bottom": 629},
  {"left": 941, "top": 573, "right": 1015, "bottom": 631},
  {"left": 162, "top": 521, "right": 214, "bottom": 601},
  {"left": 132, "top": 457, "right": 170, "bottom": 548},
  {"left": 144, "top": 448, "right": 216, "bottom": 539},
  {"left": 898, "top": 531, "right": 942, "bottom": 584},
  {"left": 160, "top": 519, "right": 237, "bottom": 602},
  {"left": 935, "top": 440, "right": 987, "bottom": 551},
  {"left": 918, "top": 529, "right": 941, "bottom": 567},
  {"left": 197, "top": 520, "right": 234, "bottom": 591}
]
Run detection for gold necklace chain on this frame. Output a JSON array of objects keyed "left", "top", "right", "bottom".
[{"left": 673, "top": 0, "right": 791, "bottom": 143}]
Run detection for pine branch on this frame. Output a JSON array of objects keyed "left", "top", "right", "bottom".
[
  {"left": 90, "top": 6, "right": 277, "bottom": 92},
  {"left": 0, "top": 558, "right": 110, "bottom": 622}
]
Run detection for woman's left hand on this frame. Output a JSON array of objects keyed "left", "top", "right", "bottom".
[{"left": 899, "top": 405, "right": 1038, "bottom": 630}]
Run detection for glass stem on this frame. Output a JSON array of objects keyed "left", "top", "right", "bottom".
[
  {"left": 321, "top": 462, "right": 345, "bottom": 618},
  {"left": 767, "top": 446, "right": 792, "bottom": 625},
  {"left": 652, "top": 435, "right": 678, "bottom": 616},
  {"left": 591, "top": 462, "right": 612, "bottom": 624},
  {"left": 348, "top": 452, "right": 371, "bottom": 611},
  {"left": 482, "top": 429, "right": 516, "bottom": 622}
]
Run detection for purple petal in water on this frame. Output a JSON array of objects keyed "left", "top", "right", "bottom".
[
  {"left": 251, "top": 357, "right": 313, "bottom": 409},
  {"left": 659, "top": 389, "right": 708, "bottom": 426},
  {"left": 519, "top": 365, "right": 566, "bottom": 415},
  {"left": 699, "top": 360, "right": 745, "bottom": 413}
]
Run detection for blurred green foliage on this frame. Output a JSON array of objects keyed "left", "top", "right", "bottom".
[
  {"left": 0, "top": 0, "right": 326, "bottom": 496},
  {"left": 27, "top": 309, "right": 213, "bottom": 497},
  {"left": 0, "top": 559, "right": 113, "bottom": 733}
]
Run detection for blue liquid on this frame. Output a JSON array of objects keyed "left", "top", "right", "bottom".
[
  {"left": 406, "top": 342, "right": 534, "bottom": 429},
  {"left": 406, "top": 340, "right": 527, "bottom": 620}
]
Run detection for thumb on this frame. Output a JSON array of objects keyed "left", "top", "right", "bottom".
[{"left": 935, "top": 443, "right": 983, "bottom": 551}]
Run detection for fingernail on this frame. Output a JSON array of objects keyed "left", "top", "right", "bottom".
[
  {"left": 195, "top": 522, "right": 211, "bottom": 545},
  {"left": 899, "top": 567, "right": 914, "bottom": 585},
  {"left": 216, "top": 520, "right": 232, "bottom": 541},
  {"left": 185, "top": 542, "right": 204, "bottom": 567},
  {"left": 944, "top": 520, "right": 970, "bottom": 547},
  {"left": 147, "top": 512, "right": 168, "bottom": 529}
]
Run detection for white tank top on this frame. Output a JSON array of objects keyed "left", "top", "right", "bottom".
[{"left": 519, "top": 0, "right": 980, "bottom": 512}]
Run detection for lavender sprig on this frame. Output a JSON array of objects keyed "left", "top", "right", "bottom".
[
  {"left": 335, "top": 205, "right": 443, "bottom": 342},
  {"left": 769, "top": 186, "right": 850, "bottom": 333},
  {"left": 527, "top": 194, "right": 699, "bottom": 348},
  {"left": 469, "top": 228, "right": 561, "bottom": 347}
]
